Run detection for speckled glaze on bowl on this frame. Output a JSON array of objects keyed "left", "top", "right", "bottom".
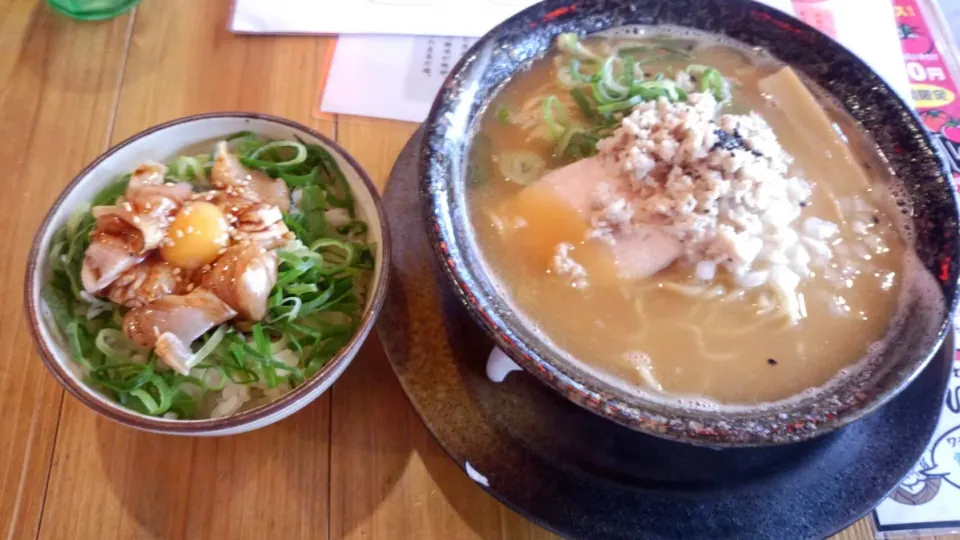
[
  {"left": 25, "top": 113, "right": 390, "bottom": 436},
  {"left": 419, "top": 0, "right": 960, "bottom": 446}
]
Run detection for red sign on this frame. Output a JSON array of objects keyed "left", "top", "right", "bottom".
[{"left": 894, "top": 0, "right": 960, "bottom": 186}]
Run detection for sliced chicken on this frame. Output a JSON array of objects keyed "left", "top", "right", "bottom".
[
  {"left": 231, "top": 203, "right": 292, "bottom": 249},
  {"left": 105, "top": 256, "right": 188, "bottom": 308},
  {"left": 123, "top": 287, "right": 237, "bottom": 349},
  {"left": 81, "top": 228, "right": 145, "bottom": 293},
  {"left": 502, "top": 156, "right": 681, "bottom": 284},
  {"left": 154, "top": 332, "right": 197, "bottom": 376},
  {"left": 610, "top": 227, "right": 683, "bottom": 280},
  {"left": 536, "top": 156, "right": 631, "bottom": 220},
  {"left": 83, "top": 163, "right": 192, "bottom": 293},
  {"left": 127, "top": 161, "right": 167, "bottom": 189},
  {"left": 198, "top": 242, "right": 278, "bottom": 321},
  {"left": 198, "top": 190, "right": 293, "bottom": 250},
  {"left": 92, "top": 162, "right": 192, "bottom": 251},
  {"left": 127, "top": 162, "right": 194, "bottom": 202},
  {"left": 211, "top": 141, "right": 291, "bottom": 212}
]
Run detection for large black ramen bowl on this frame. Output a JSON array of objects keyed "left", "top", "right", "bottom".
[{"left": 419, "top": 0, "right": 960, "bottom": 446}]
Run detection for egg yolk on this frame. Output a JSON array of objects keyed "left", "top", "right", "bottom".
[{"left": 160, "top": 201, "right": 230, "bottom": 270}]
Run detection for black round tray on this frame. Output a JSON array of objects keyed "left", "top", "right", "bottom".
[{"left": 376, "top": 129, "right": 954, "bottom": 540}]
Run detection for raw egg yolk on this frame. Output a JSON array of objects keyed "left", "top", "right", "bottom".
[{"left": 160, "top": 201, "right": 230, "bottom": 270}]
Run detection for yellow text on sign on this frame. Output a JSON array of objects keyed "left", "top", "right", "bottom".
[{"left": 911, "top": 83, "right": 956, "bottom": 108}]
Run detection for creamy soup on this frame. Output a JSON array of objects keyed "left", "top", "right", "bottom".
[{"left": 468, "top": 32, "right": 912, "bottom": 405}]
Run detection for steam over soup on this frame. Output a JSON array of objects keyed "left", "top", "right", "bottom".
[{"left": 469, "top": 32, "right": 918, "bottom": 405}]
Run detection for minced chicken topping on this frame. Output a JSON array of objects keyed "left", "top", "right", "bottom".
[
  {"left": 591, "top": 92, "right": 833, "bottom": 296},
  {"left": 551, "top": 242, "right": 589, "bottom": 289}
]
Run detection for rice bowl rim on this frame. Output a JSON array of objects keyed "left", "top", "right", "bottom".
[{"left": 24, "top": 112, "right": 391, "bottom": 435}]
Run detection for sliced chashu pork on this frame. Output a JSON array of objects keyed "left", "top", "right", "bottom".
[{"left": 503, "top": 156, "right": 682, "bottom": 284}]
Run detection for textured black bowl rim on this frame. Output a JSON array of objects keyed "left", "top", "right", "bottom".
[
  {"left": 419, "top": 0, "right": 960, "bottom": 446},
  {"left": 24, "top": 112, "right": 392, "bottom": 434}
]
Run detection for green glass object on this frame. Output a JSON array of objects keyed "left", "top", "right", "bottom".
[{"left": 47, "top": 0, "right": 141, "bottom": 20}]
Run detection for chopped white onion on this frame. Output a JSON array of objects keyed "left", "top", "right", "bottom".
[
  {"left": 738, "top": 270, "right": 770, "bottom": 289},
  {"left": 733, "top": 235, "right": 764, "bottom": 266},
  {"left": 786, "top": 177, "right": 812, "bottom": 203},
  {"left": 803, "top": 217, "right": 839, "bottom": 240},
  {"left": 762, "top": 199, "right": 799, "bottom": 227},
  {"left": 695, "top": 260, "right": 717, "bottom": 281},
  {"left": 788, "top": 243, "right": 812, "bottom": 277},
  {"left": 765, "top": 249, "right": 789, "bottom": 266},
  {"left": 770, "top": 266, "right": 802, "bottom": 323},
  {"left": 802, "top": 236, "right": 832, "bottom": 261}
]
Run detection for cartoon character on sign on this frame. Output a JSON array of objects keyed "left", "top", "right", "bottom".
[
  {"left": 891, "top": 454, "right": 942, "bottom": 505},
  {"left": 923, "top": 425, "right": 960, "bottom": 490},
  {"left": 889, "top": 362, "right": 960, "bottom": 506}
]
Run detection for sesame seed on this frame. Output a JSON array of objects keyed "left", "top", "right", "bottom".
[
  {"left": 185, "top": 226, "right": 195, "bottom": 234},
  {"left": 172, "top": 268, "right": 181, "bottom": 275},
  {"left": 175, "top": 230, "right": 184, "bottom": 238}
]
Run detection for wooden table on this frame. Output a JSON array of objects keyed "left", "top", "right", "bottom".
[{"left": 0, "top": 1, "right": 954, "bottom": 538}]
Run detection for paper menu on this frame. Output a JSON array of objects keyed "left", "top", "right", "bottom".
[
  {"left": 321, "top": 35, "right": 477, "bottom": 123},
  {"left": 231, "top": 0, "right": 539, "bottom": 37},
  {"left": 319, "top": 0, "right": 911, "bottom": 123},
  {"left": 231, "top": 0, "right": 795, "bottom": 37}
]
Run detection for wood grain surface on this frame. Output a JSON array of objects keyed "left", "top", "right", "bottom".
[{"left": 0, "top": 1, "right": 956, "bottom": 539}]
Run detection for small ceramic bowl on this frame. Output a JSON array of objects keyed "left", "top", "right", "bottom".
[
  {"left": 420, "top": 0, "right": 960, "bottom": 446},
  {"left": 25, "top": 112, "right": 390, "bottom": 436}
]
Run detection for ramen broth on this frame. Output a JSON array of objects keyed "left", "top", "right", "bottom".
[{"left": 469, "top": 35, "right": 910, "bottom": 405}]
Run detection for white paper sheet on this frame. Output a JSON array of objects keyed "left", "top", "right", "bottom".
[
  {"left": 231, "top": 0, "right": 539, "bottom": 37},
  {"left": 319, "top": 0, "right": 911, "bottom": 122},
  {"left": 321, "top": 35, "right": 477, "bottom": 123}
]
